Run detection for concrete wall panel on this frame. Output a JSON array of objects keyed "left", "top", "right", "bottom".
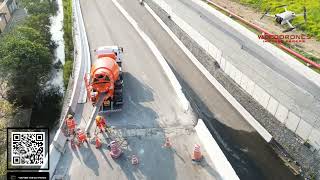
[
  {"left": 275, "top": 104, "right": 289, "bottom": 123},
  {"left": 266, "top": 96, "right": 279, "bottom": 116},
  {"left": 309, "top": 129, "right": 320, "bottom": 150},
  {"left": 285, "top": 112, "right": 301, "bottom": 132},
  {"left": 296, "top": 119, "right": 313, "bottom": 140}
]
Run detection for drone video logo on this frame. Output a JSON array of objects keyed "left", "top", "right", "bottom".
[{"left": 258, "top": 33, "right": 311, "bottom": 43}]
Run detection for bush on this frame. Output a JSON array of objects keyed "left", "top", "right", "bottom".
[
  {"left": 0, "top": 28, "right": 52, "bottom": 107},
  {"left": 63, "top": 60, "right": 73, "bottom": 87},
  {"left": 63, "top": 0, "right": 74, "bottom": 88}
]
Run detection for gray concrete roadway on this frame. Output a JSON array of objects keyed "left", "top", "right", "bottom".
[
  {"left": 161, "top": 0, "right": 320, "bottom": 127},
  {"left": 114, "top": 0, "right": 300, "bottom": 179},
  {"left": 164, "top": 0, "right": 320, "bottom": 99},
  {"left": 54, "top": 0, "right": 220, "bottom": 179}
]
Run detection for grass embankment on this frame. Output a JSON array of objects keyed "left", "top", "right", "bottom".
[
  {"left": 63, "top": 0, "right": 74, "bottom": 87},
  {"left": 205, "top": 0, "right": 320, "bottom": 72},
  {"left": 239, "top": 0, "right": 320, "bottom": 71},
  {"left": 239, "top": 0, "right": 320, "bottom": 40}
]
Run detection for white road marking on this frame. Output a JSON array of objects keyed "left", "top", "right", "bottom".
[
  {"left": 110, "top": 0, "right": 190, "bottom": 112},
  {"left": 145, "top": 0, "right": 273, "bottom": 143}
]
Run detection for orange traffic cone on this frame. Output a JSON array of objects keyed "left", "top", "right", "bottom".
[
  {"left": 95, "top": 136, "right": 102, "bottom": 149},
  {"left": 131, "top": 155, "right": 139, "bottom": 165},
  {"left": 162, "top": 137, "right": 172, "bottom": 148},
  {"left": 192, "top": 144, "right": 203, "bottom": 162}
]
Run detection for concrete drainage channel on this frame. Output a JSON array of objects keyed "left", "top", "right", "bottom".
[
  {"left": 40, "top": 0, "right": 91, "bottom": 178},
  {"left": 144, "top": 0, "right": 320, "bottom": 178}
]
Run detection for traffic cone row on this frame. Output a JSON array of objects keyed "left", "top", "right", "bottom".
[{"left": 70, "top": 128, "right": 204, "bottom": 165}]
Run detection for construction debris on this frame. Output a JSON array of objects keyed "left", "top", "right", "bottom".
[{"left": 131, "top": 155, "right": 139, "bottom": 165}]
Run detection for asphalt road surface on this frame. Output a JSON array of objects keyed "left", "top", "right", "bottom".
[
  {"left": 54, "top": 0, "right": 220, "bottom": 179},
  {"left": 114, "top": 0, "right": 301, "bottom": 179}
]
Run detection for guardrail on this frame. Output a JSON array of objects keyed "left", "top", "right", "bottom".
[
  {"left": 40, "top": 0, "right": 90, "bottom": 178},
  {"left": 205, "top": 0, "right": 320, "bottom": 70}
]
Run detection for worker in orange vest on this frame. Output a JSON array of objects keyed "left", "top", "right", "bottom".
[
  {"left": 76, "top": 128, "right": 87, "bottom": 146},
  {"left": 95, "top": 115, "right": 107, "bottom": 133},
  {"left": 65, "top": 114, "right": 76, "bottom": 136}
]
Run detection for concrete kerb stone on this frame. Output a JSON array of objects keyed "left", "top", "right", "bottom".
[
  {"left": 111, "top": 0, "right": 190, "bottom": 112},
  {"left": 195, "top": 119, "right": 239, "bottom": 180},
  {"left": 275, "top": 103, "right": 289, "bottom": 124},
  {"left": 146, "top": 0, "right": 320, "bottom": 176},
  {"left": 266, "top": 96, "right": 279, "bottom": 116},
  {"left": 308, "top": 129, "right": 320, "bottom": 151},
  {"left": 146, "top": 0, "right": 272, "bottom": 143},
  {"left": 285, "top": 111, "right": 301, "bottom": 132},
  {"left": 252, "top": 85, "right": 270, "bottom": 108},
  {"left": 296, "top": 119, "right": 313, "bottom": 140}
]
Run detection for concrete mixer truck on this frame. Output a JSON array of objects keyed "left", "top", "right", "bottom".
[
  {"left": 84, "top": 46, "right": 124, "bottom": 134},
  {"left": 84, "top": 46, "right": 124, "bottom": 113}
]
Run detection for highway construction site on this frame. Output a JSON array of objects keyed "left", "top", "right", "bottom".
[{"left": 44, "top": 0, "right": 320, "bottom": 179}]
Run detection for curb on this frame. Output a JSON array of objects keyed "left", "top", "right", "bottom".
[
  {"left": 111, "top": 0, "right": 190, "bottom": 112},
  {"left": 145, "top": 0, "right": 273, "bottom": 143},
  {"left": 40, "top": 0, "right": 89, "bottom": 178},
  {"left": 196, "top": 0, "right": 320, "bottom": 87},
  {"left": 195, "top": 119, "right": 240, "bottom": 180}
]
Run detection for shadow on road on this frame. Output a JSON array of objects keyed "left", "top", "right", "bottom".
[{"left": 170, "top": 65, "right": 301, "bottom": 180}]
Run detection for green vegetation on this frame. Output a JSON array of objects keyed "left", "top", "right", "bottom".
[
  {"left": 0, "top": 27, "right": 52, "bottom": 107},
  {"left": 0, "top": 99, "right": 16, "bottom": 176},
  {"left": 0, "top": 0, "right": 59, "bottom": 176},
  {"left": 206, "top": 0, "right": 320, "bottom": 72},
  {"left": 63, "top": 0, "right": 74, "bottom": 87},
  {"left": 239, "top": 0, "right": 320, "bottom": 40}
]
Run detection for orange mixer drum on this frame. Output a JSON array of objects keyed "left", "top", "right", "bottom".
[{"left": 90, "top": 56, "right": 120, "bottom": 93}]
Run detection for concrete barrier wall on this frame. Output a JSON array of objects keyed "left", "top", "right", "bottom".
[
  {"left": 146, "top": 0, "right": 320, "bottom": 176},
  {"left": 40, "top": 0, "right": 90, "bottom": 178},
  {"left": 152, "top": 0, "right": 320, "bottom": 152}
]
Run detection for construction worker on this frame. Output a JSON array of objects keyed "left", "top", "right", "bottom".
[
  {"left": 95, "top": 115, "right": 107, "bottom": 133},
  {"left": 76, "top": 128, "right": 87, "bottom": 146},
  {"left": 65, "top": 114, "right": 76, "bottom": 136}
]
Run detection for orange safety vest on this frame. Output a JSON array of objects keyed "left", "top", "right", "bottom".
[{"left": 78, "top": 131, "right": 86, "bottom": 142}]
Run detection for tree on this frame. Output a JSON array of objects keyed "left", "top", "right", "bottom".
[
  {"left": 23, "top": 15, "right": 54, "bottom": 49},
  {"left": 0, "top": 30, "right": 52, "bottom": 107},
  {"left": 20, "top": 0, "right": 55, "bottom": 15}
]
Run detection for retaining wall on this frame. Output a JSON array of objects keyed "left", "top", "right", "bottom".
[
  {"left": 40, "top": 0, "right": 90, "bottom": 178},
  {"left": 146, "top": 0, "right": 320, "bottom": 177}
]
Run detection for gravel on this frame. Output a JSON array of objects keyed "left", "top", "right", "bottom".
[{"left": 146, "top": 0, "right": 320, "bottom": 178}]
